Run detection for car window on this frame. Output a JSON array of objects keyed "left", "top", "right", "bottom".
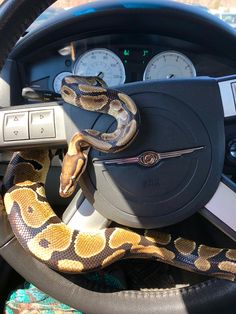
[
  {"left": 33, "top": 0, "right": 236, "bottom": 31},
  {"left": 0, "top": 0, "right": 235, "bottom": 31}
]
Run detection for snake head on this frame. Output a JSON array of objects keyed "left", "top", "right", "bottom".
[
  {"left": 60, "top": 75, "right": 107, "bottom": 106},
  {"left": 59, "top": 150, "right": 88, "bottom": 198}
]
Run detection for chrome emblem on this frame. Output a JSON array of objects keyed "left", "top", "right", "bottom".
[
  {"left": 138, "top": 151, "right": 159, "bottom": 167},
  {"left": 93, "top": 146, "right": 204, "bottom": 167}
]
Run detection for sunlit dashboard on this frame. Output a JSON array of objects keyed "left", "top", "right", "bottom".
[
  {"left": 22, "top": 33, "right": 236, "bottom": 97},
  {"left": 54, "top": 48, "right": 195, "bottom": 91}
]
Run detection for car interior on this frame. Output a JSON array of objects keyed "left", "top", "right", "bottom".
[{"left": 1, "top": 0, "right": 236, "bottom": 313}]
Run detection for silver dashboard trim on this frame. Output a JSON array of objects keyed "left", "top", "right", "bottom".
[
  {"left": 218, "top": 79, "right": 236, "bottom": 117},
  {"left": 205, "top": 181, "right": 236, "bottom": 232}
]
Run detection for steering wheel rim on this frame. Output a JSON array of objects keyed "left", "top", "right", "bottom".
[{"left": 1, "top": 1, "right": 236, "bottom": 313}]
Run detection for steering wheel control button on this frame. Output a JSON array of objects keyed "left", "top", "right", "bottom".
[
  {"left": 29, "top": 109, "right": 55, "bottom": 139},
  {"left": 229, "top": 141, "right": 236, "bottom": 159},
  {"left": 226, "top": 139, "right": 236, "bottom": 165},
  {"left": 4, "top": 112, "right": 29, "bottom": 141}
]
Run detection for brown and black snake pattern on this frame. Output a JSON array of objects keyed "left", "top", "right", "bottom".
[
  {"left": 60, "top": 76, "right": 139, "bottom": 197},
  {"left": 3, "top": 76, "right": 236, "bottom": 281}
]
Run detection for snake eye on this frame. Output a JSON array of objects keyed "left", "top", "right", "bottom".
[{"left": 63, "top": 89, "right": 70, "bottom": 96}]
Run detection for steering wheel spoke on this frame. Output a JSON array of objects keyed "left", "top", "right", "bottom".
[
  {"left": 201, "top": 76, "right": 236, "bottom": 241},
  {"left": 218, "top": 76, "right": 236, "bottom": 118},
  {"left": 0, "top": 101, "right": 66, "bottom": 151},
  {"left": 62, "top": 188, "right": 110, "bottom": 231},
  {"left": 202, "top": 175, "right": 236, "bottom": 241}
]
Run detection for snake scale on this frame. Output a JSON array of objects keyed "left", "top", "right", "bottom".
[{"left": 3, "top": 76, "right": 236, "bottom": 281}]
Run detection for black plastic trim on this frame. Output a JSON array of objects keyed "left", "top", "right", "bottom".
[{"left": 11, "top": 0, "right": 236, "bottom": 62}]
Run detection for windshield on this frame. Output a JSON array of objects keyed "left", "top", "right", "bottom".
[{"left": 16, "top": 0, "right": 235, "bottom": 32}]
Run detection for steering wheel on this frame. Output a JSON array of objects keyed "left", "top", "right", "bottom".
[{"left": 1, "top": 0, "right": 236, "bottom": 313}]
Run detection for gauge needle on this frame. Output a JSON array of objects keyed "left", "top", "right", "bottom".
[
  {"left": 167, "top": 74, "right": 175, "bottom": 79},
  {"left": 97, "top": 72, "right": 104, "bottom": 79}
]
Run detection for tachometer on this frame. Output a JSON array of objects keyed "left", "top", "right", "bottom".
[
  {"left": 73, "top": 48, "right": 126, "bottom": 86},
  {"left": 143, "top": 51, "right": 196, "bottom": 81}
]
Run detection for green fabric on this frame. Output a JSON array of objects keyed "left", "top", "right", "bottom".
[
  {"left": 86, "top": 271, "right": 125, "bottom": 290},
  {"left": 4, "top": 270, "right": 125, "bottom": 313},
  {"left": 5, "top": 283, "right": 83, "bottom": 313}
]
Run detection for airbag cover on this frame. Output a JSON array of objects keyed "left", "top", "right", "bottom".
[{"left": 80, "top": 79, "right": 224, "bottom": 228}]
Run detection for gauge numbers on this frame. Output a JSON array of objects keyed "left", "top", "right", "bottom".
[
  {"left": 73, "top": 48, "right": 126, "bottom": 87},
  {"left": 53, "top": 71, "right": 72, "bottom": 94},
  {"left": 143, "top": 51, "right": 196, "bottom": 81}
]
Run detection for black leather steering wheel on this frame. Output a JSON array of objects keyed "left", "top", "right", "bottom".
[{"left": 1, "top": 1, "right": 236, "bottom": 313}]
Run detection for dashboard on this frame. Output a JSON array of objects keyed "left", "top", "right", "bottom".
[{"left": 20, "top": 33, "right": 236, "bottom": 97}]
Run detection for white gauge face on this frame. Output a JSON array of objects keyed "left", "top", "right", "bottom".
[
  {"left": 53, "top": 71, "right": 72, "bottom": 94},
  {"left": 143, "top": 51, "right": 196, "bottom": 81},
  {"left": 73, "top": 48, "right": 126, "bottom": 87}
]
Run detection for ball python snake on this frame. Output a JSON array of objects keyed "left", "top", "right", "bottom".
[
  {"left": 59, "top": 76, "right": 138, "bottom": 197},
  {"left": 2, "top": 76, "right": 236, "bottom": 281}
]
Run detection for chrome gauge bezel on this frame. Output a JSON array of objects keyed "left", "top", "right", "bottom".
[
  {"left": 143, "top": 50, "right": 196, "bottom": 81},
  {"left": 73, "top": 48, "right": 126, "bottom": 87}
]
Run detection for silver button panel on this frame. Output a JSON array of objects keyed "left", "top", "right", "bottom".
[
  {"left": 29, "top": 110, "right": 55, "bottom": 139},
  {"left": 4, "top": 112, "right": 29, "bottom": 141},
  {"left": 0, "top": 103, "right": 66, "bottom": 150}
]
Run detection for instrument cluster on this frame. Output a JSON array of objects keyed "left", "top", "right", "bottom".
[
  {"left": 25, "top": 34, "right": 236, "bottom": 95},
  {"left": 52, "top": 47, "right": 197, "bottom": 92}
]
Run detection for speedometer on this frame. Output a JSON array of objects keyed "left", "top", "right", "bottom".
[
  {"left": 143, "top": 51, "right": 196, "bottom": 81},
  {"left": 73, "top": 48, "right": 126, "bottom": 87}
]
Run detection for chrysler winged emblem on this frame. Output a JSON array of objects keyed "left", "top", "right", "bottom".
[{"left": 93, "top": 147, "right": 204, "bottom": 167}]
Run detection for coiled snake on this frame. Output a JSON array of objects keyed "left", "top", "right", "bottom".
[{"left": 2, "top": 76, "right": 236, "bottom": 281}]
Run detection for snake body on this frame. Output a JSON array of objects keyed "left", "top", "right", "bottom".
[
  {"left": 3, "top": 76, "right": 236, "bottom": 281},
  {"left": 60, "top": 76, "right": 139, "bottom": 197}
]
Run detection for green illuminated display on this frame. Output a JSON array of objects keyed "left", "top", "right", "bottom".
[
  {"left": 123, "top": 49, "right": 130, "bottom": 56},
  {"left": 143, "top": 49, "right": 149, "bottom": 57}
]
